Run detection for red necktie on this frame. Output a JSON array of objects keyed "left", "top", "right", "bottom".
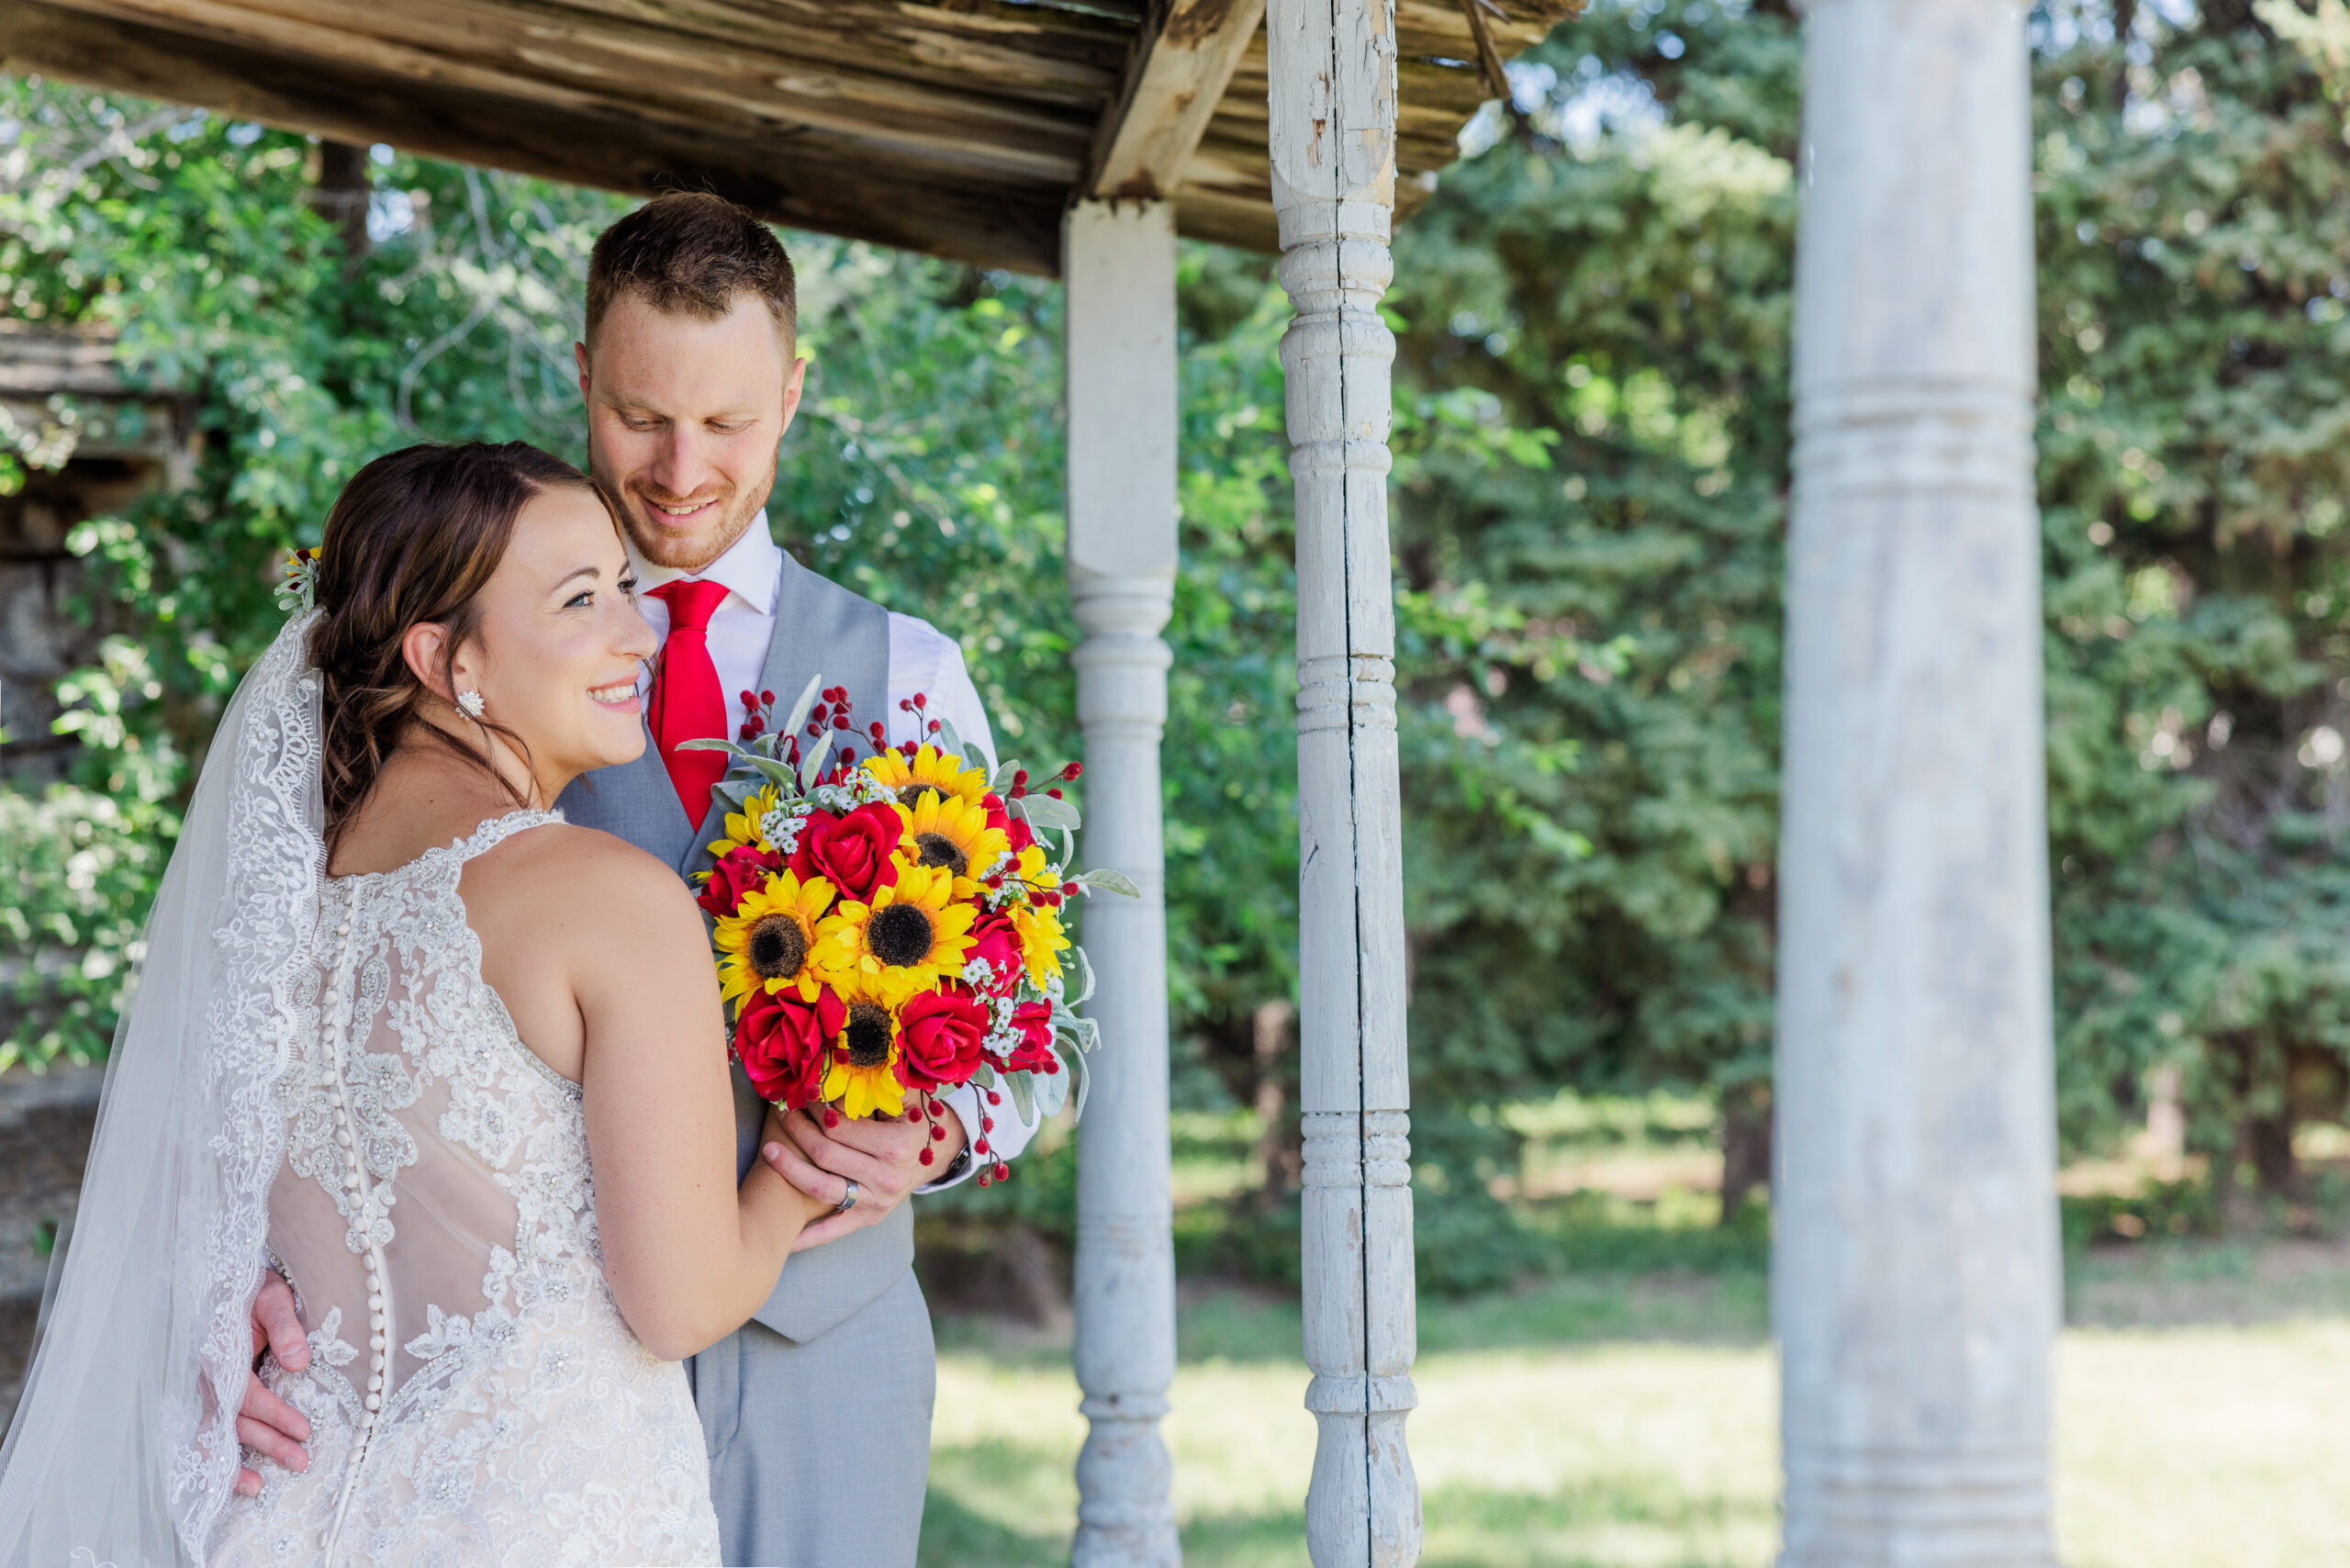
[{"left": 647, "top": 579, "right": 732, "bottom": 826}]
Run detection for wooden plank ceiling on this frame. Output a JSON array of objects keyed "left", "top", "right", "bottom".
[{"left": 0, "top": 0, "right": 1574, "bottom": 274}]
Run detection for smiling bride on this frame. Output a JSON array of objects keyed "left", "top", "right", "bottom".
[{"left": 0, "top": 441, "right": 831, "bottom": 1567}]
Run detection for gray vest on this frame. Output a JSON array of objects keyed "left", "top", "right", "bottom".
[{"left": 556, "top": 552, "right": 907, "bottom": 1344}]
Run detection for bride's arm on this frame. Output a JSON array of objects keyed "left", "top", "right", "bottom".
[{"left": 565, "top": 841, "right": 829, "bottom": 1360}]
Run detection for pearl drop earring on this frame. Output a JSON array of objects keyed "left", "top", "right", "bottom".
[{"left": 455, "top": 689, "right": 486, "bottom": 721}]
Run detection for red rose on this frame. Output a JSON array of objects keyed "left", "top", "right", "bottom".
[
  {"left": 895, "top": 988, "right": 990, "bottom": 1093},
  {"left": 735, "top": 984, "right": 845, "bottom": 1109},
  {"left": 966, "top": 909, "right": 1024, "bottom": 999},
  {"left": 789, "top": 802, "right": 903, "bottom": 902},
  {"left": 1004, "top": 1000, "right": 1059, "bottom": 1075},
  {"left": 698, "top": 844, "right": 781, "bottom": 919}
]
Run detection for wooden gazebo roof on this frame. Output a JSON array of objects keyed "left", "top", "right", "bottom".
[{"left": 0, "top": 0, "right": 1572, "bottom": 274}]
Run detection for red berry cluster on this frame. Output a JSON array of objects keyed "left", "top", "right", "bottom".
[
  {"left": 897, "top": 690, "right": 946, "bottom": 742},
  {"left": 736, "top": 688, "right": 778, "bottom": 743},
  {"left": 802, "top": 686, "right": 862, "bottom": 761},
  {"left": 999, "top": 760, "right": 1082, "bottom": 804},
  {"left": 972, "top": 1096, "right": 1010, "bottom": 1186},
  {"left": 737, "top": 685, "right": 879, "bottom": 765}
]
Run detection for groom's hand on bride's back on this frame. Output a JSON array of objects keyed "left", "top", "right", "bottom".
[
  {"left": 234, "top": 1271, "right": 312, "bottom": 1495},
  {"left": 762, "top": 1102, "right": 966, "bottom": 1252}
]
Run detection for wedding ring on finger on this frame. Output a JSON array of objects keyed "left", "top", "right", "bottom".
[{"left": 834, "top": 1178, "right": 859, "bottom": 1215}]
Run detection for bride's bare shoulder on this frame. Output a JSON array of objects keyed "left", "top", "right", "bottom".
[{"left": 464, "top": 823, "right": 699, "bottom": 935}]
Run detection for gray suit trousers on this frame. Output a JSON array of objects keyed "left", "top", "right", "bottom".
[{"left": 688, "top": 1270, "right": 937, "bottom": 1568}]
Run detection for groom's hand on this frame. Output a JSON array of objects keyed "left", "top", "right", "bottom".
[
  {"left": 236, "top": 1271, "right": 311, "bottom": 1495},
  {"left": 764, "top": 1101, "right": 967, "bottom": 1252}
]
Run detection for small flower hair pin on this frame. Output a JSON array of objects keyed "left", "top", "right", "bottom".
[{"left": 276, "top": 545, "right": 322, "bottom": 615}]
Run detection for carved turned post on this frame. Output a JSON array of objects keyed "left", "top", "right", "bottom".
[
  {"left": 1265, "top": 3, "right": 1419, "bottom": 1563},
  {"left": 1065, "top": 198, "right": 1183, "bottom": 1568},
  {"left": 1774, "top": 1, "right": 2060, "bottom": 1563}
]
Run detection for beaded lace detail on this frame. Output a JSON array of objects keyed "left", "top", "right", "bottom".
[{"left": 207, "top": 810, "right": 721, "bottom": 1568}]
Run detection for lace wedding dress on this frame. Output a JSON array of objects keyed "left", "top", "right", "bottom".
[
  {"left": 206, "top": 808, "right": 722, "bottom": 1568},
  {"left": 0, "top": 613, "right": 720, "bottom": 1565}
]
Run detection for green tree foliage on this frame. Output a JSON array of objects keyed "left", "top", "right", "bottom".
[{"left": 2033, "top": 0, "right": 2350, "bottom": 1210}]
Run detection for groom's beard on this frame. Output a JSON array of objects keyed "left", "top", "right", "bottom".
[{"left": 599, "top": 460, "right": 777, "bottom": 575}]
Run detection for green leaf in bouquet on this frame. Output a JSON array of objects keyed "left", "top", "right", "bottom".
[
  {"left": 798, "top": 728, "right": 834, "bottom": 790},
  {"left": 1072, "top": 868, "right": 1142, "bottom": 898},
  {"left": 990, "top": 759, "right": 1023, "bottom": 794},
  {"left": 1014, "top": 792, "right": 1079, "bottom": 833},
  {"left": 675, "top": 737, "right": 750, "bottom": 757},
  {"left": 1031, "top": 1058, "right": 1070, "bottom": 1121},
  {"left": 750, "top": 756, "right": 800, "bottom": 790},
  {"left": 1064, "top": 1041, "right": 1091, "bottom": 1123},
  {"left": 969, "top": 1060, "right": 997, "bottom": 1090},
  {"left": 1046, "top": 994, "right": 1101, "bottom": 1056},
  {"left": 778, "top": 672, "right": 823, "bottom": 747},
  {"left": 1003, "top": 1065, "right": 1037, "bottom": 1127},
  {"left": 1063, "top": 945, "right": 1098, "bottom": 1010}
]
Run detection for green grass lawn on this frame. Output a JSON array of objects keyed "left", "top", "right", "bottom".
[
  {"left": 919, "top": 1095, "right": 2350, "bottom": 1565},
  {"left": 920, "top": 1245, "right": 2350, "bottom": 1567}
]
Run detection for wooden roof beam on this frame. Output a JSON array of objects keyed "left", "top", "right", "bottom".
[
  {"left": 0, "top": 0, "right": 1068, "bottom": 273},
  {"left": 1084, "top": 0, "right": 1264, "bottom": 202}
]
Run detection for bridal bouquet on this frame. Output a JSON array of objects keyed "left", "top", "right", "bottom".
[{"left": 680, "top": 678, "right": 1131, "bottom": 1182}]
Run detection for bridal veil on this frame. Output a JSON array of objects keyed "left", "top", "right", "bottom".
[{"left": 0, "top": 610, "right": 324, "bottom": 1566}]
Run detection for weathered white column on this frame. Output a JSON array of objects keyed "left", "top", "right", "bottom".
[
  {"left": 1265, "top": 4, "right": 1418, "bottom": 1564},
  {"left": 1774, "top": 0, "right": 2058, "bottom": 1563},
  {"left": 1065, "top": 197, "right": 1182, "bottom": 1568}
]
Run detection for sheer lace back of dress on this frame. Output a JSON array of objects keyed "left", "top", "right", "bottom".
[{"left": 207, "top": 809, "right": 721, "bottom": 1568}]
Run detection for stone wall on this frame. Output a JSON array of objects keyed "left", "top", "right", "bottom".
[
  {"left": 0, "top": 320, "right": 188, "bottom": 787},
  {"left": 2, "top": 463, "right": 124, "bottom": 787}
]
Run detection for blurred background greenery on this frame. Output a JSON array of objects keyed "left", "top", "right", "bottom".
[{"left": 9, "top": 0, "right": 2350, "bottom": 1558}]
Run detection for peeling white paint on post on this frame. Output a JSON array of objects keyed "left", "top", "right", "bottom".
[
  {"left": 1773, "top": 1, "right": 2060, "bottom": 1564},
  {"left": 1065, "top": 198, "right": 1184, "bottom": 1568},
  {"left": 1264, "top": 4, "right": 1418, "bottom": 1563}
]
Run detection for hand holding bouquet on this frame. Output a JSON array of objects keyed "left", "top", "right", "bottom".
[{"left": 680, "top": 678, "right": 1133, "bottom": 1182}]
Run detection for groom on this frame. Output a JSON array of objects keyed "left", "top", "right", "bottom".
[{"left": 240, "top": 193, "right": 1036, "bottom": 1566}]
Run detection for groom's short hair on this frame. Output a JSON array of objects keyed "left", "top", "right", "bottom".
[{"left": 585, "top": 192, "right": 797, "bottom": 353}]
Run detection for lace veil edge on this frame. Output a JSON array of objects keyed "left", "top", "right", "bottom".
[{"left": 0, "top": 610, "right": 323, "bottom": 1567}]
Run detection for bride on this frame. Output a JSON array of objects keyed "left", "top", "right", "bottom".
[{"left": 0, "top": 441, "right": 829, "bottom": 1565}]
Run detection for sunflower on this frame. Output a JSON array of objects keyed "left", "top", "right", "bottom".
[
  {"left": 895, "top": 789, "right": 1010, "bottom": 893},
  {"left": 1011, "top": 897, "right": 1069, "bottom": 989},
  {"left": 707, "top": 785, "right": 782, "bottom": 859},
  {"left": 815, "top": 860, "right": 978, "bottom": 1006},
  {"left": 713, "top": 869, "right": 835, "bottom": 1004},
  {"left": 863, "top": 743, "right": 990, "bottom": 813},
  {"left": 822, "top": 976, "right": 906, "bottom": 1119}
]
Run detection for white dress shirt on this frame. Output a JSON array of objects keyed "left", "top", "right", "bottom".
[{"left": 628, "top": 513, "right": 1036, "bottom": 1184}]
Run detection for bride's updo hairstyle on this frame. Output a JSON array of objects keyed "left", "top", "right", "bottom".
[{"left": 308, "top": 441, "right": 612, "bottom": 843}]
